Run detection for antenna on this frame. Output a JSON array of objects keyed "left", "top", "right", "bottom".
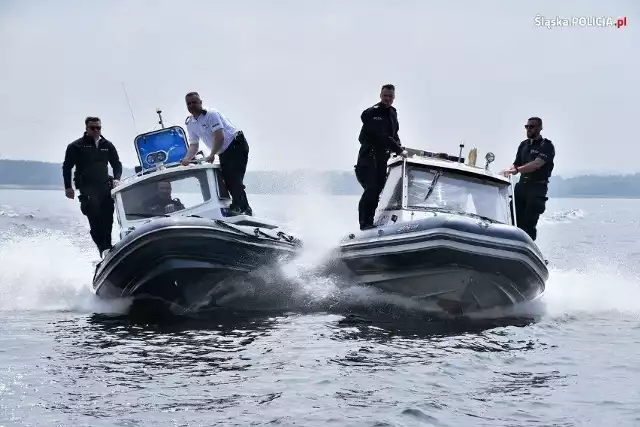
[
  {"left": 458, "top": 141, "right": 464, "bottom": 163},
  {"left": 156, "top": 108, "right": 165, "bottom": 129},
  {"left": 121, "top": 81, "right": 137, "bottom": 134}
]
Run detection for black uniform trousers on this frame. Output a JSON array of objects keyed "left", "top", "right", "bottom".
[
  {"left": 514, "top": 180, "right": 548, "bottom": 241},
  {"left": 219, "top": 132, "right": 251, "bottom": 213},
  {"left": 78, "top": 186, "right": 114, "bottom": 254},
  {"left": 355, "top": 152, "right": 389, "bottom": 229}
]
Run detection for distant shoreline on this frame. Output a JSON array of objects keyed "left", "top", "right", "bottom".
[
  {"left": 1, "top": 159, "right": 640, "bottom": 198},
  {"left": 0, "top": 184, "right": 63, "bottom": 191},
  {"left": 1, "top": 184, "right": 639, "bottom": 199}
]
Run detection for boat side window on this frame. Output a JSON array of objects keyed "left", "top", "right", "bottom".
[
  {"left": 406, "top": 166, "right": 511, "bottom": 224},
  {"left": 120, "top": 170, "right": 212, "bottom": 220},
  {"left": 377, "top": 165, "right": 403, "bottom": 211},
  {"left": 214, "top": 169, "right": 230, "bottom": 200}
]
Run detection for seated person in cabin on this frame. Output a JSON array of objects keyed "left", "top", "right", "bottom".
[{"left": 143, "top": 181, "right": 185, "bottom": 215}]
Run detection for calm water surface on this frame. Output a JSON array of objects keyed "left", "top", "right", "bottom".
[{"left": 1, "top": 189, "right": 639, "bottom": 426}]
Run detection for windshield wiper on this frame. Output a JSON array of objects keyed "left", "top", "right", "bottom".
[
  {"left": 423, "top": 170, "right": 443, "bottom": 202},
  {"left": 126, "top": 213, "right": 170, "bottom": 219}
]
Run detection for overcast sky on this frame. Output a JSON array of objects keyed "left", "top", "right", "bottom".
[{"left": 0, "top": 0, "right": 637, "bottom": 176}]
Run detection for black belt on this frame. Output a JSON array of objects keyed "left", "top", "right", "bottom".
[{"left": 519, "top": 178, "right": 548, "bottom": 184}]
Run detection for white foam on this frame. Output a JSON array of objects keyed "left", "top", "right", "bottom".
[
  {"left": 541, "top": 265, "right": 640, "bottom": 319},
  {"left": 1, "top": 197, "right": 637, "bottom": 322},
  {"left": 0, "top": 231, "right": 130, "bottom": 314}
]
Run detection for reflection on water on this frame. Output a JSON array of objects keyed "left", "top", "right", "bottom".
[
  {"left": 0, "top": 307, "right": 611, "bottom": 426},
  {"left": 43, "top": 312, "right": 286, "bottom": 419}
]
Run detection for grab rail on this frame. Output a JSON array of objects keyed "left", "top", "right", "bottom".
[{"left": 509, "top": 174, "right": 517, "bottom": 227}]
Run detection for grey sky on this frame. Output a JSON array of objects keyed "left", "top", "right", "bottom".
[{"left": 0, "top": 0, "right": 637, "bottom": 176}]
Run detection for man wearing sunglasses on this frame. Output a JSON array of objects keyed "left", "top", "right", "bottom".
[
  {"left": 62, "top": 116, "right": 122, "bottom": 257},
  {"left": 503, "top": 117, "right": 555, "bottom": 241}
]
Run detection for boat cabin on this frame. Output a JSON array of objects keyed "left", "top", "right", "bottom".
[
  {"left": 372, "top": 147, "right": 517, "bottom": 228},
  {"left": 110, "top": 124, "right": 269, "bottom": 239}
]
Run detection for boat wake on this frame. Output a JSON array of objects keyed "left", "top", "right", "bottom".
[
  {"left": 541, "top": 208, "right": 586, "bottom": 224},
  {"left": 0, "top": 205, "right": 637, "bottom": 326},
  {"left": 0, "top": 231, "right": 131, "bottom": 315}
]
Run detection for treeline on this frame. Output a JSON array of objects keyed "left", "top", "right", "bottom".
[{"left": 0, "top": 159, "right": 639, "bottom": 198}]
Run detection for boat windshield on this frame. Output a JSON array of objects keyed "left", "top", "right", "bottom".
[
  {"left": 377, "top": 164, "right": 404, "bottom": 210},
  {"left": 119, "top": 169, "right": 212, "bottom": 220},
  {"left": 406, "top": 166, "right": 511, "bottom": 224}
]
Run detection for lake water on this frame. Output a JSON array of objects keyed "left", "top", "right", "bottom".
[{"left": 1, "top": 189, "right": 639, "bottom": 426}]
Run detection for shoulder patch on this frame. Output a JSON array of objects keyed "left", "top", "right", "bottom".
[{"left": 185, "top": 116, "right": 192, "bottom": 125}]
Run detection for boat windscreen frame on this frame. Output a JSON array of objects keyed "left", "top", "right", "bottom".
[
  {"left": 399, "top": 160, "right": 515, "bottom": 225},
  {"left": 116, "top": 167, "right": 215, "bottom": 222}
]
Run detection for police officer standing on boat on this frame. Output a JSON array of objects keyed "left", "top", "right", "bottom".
[
  {"left": 180, "top": 91, "right": 252, "bottom": 216},
  {"left": 503, "top": 116, "right": 555, "bottom": 241},
  {"left": 355, "top": 84, "right": 407, "bottom": 230},
  {"left": 62, "top": 116, "right": 122, "bottom": 257}
]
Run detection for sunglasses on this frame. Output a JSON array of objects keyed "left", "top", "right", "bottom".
[
  {"left": 88, "top": 126, "right": 102, "bottom": 130},
  {"left": 524, "top": 124, "right": 537, "bottom": 129}
]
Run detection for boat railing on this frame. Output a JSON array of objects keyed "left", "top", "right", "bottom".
[
  {"left": 393, "top": 143, "right": 512, "bottom": 188},
  {"left": 401, "top": 147, "right": 466, "bottom": 163},
  {"left": 508, "top": 174, "right": 518, "bottom": 227}
]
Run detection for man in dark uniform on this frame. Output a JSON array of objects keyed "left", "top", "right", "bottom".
[
  {"left": 62, "top": 117, "right": 123, "bottom": 256},
  {"left": 143, "top": 181, "right": 186, "bottom": 215},
  {"left": 355, "top": 84, "right": 407, "bottom": 230},
  {"left": 503, "top": 117, "right": 555, "bottom": 241}
]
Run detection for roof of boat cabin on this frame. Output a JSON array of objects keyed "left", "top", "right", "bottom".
[
  {"left": 388, "top": 151, "right": 510, "bottom": 184},
  {"left": 112, "top": 162, "right": 220, "bottom": 195}
]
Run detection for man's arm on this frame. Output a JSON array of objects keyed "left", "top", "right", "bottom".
[
  {"left": 174, "top": 198, "right": 186, "bottom": 210},
  {"left": 207, "top": 111, "right": 225, "bottom": 158},
  {"left": 62, "top": 144, "right": 76, "bottom": 190},
  {"left": 184, "top": 143, "right": 200, "bottom": 162},
  {"left": 182, "top": 122, "right": 200, "bottom": 163},
  {"left": 210, "top": 129, "right": 224, "bottom": 157},
  {"left": 517, "top": 140, "right": 554, "bottom": 174},
  {"left": 512, "top": 143, "right": 523, "bottom": 168},
  {"left": 360, "top": 109, "right": 403, "bottom": 154},
  {"left": 394, "top": 110, "right": 401, "bottom": 145},
  {"left": 108, "top": 143, "right": 123, "bottom": 181},
  {"left": 504, "top": 142, "right": 524, "bottom": 176}
]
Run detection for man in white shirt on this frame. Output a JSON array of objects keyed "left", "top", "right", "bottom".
[{"left": 180, "top": 91, "right": 252, "bottom": 216}]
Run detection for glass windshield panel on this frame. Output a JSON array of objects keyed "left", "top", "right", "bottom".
[
  {"left": 214, "top": 169, "right": 230, "bottom": 200},
  {"left": 120, "top": 170, "right": 212, "bottom": 220},
  {"left": 407, "top": 166, "right": 511, "bottom": 223},
  {"left": 377, "top": 165, "right": 403, "bottom": 210}
]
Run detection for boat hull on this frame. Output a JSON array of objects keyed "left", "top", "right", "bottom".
[
  {"left": 92, "top": 216, "right": 301, "bottom": 312},
  {"left": 338, "top": 215, "right": 548, "bottom": 316}
]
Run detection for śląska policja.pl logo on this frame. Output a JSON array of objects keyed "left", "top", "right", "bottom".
[{"left": 534, "top": 15, "right": 628, "bottom": 29}]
